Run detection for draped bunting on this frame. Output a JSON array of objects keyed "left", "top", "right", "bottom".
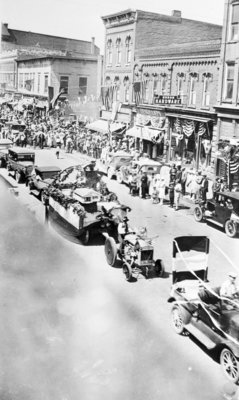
[
  {"left": 181, "top": 119, "right": 195, "bottom": 137},
  {"left": 202, "top": 139, "right": 212, "bottom": 154},
  {"left": 198, "top": 122, "right": 206, "bottom": 136},
  {"left": 174, "top": 118, "right": 181, "bottom": 133},
  {"left": 151, "top": 116, "right": 165, "bottom": 129},
  {"left": 136, "top": 114, "right": 165, "bottom": 128}
]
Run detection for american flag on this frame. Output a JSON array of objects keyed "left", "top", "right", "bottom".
[{"left": 228, "top": 158, "right": 239, "bottom": 175}]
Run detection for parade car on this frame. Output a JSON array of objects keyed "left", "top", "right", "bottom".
[
  {"left": 116, "top": 158, "right": 162, "bottom": 185},
  {"left": 168, "top": 236, "right": 239, "bottom": 383},
  {"left": 194, "top": 192, "right": 239, "bottom": 238},
  {"left": 28, "top": 165, "right": 61, "bottom": 203},
  {"left": 106, "top": 151, "right": 134, "bottom": 179},
  {"left": 0, "top": 138, "right": 13, "bottom": 168},
  {"left": 104, "top": 222, "right": 164, "bottom": 281},
  {"left": 7, "top": 147, "right": 35, "bottom": 183}
]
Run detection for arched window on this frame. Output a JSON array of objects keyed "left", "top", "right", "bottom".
[
  {"left": 106, "top": 39, "right": 113, "bottom": 65},
  {"left": 123, "top": 76, "right": 130, "bottom": 102},
  {"left": 177, "top": 73, "right": 185, "bottom": 99},
  {"left": 116, "top": 38, "right": 122, "bottom": 65},
  {"left": 160, "top": 73, "right": 167, "bottom": 96},
  {"left": 189, "top": 72, "right": 199, "bottom": 105},
  {"left": 114, "top": 76, "right": 120, "bottom": 101},
  {"left": 125, "top": 36, "right": 132, "bottom": 64},
  {"left": 105, "top": 76, "right": 111, "bottom": 86},
  {"left": 202, "top": 73, "right": 212, "bottom": 107}
]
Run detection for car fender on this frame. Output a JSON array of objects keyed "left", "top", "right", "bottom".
[{"left": 218, "top": 341, "right": 239, "bottom": 359}]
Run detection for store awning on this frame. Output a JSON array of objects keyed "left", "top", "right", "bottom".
[
  {"left": 85, "top": 119, "right": 125, "bottom": 134},
  {"left": 166, "top": 113, "right": 213, "bottom": 123},
  {"left": 125, "top": 127, "right": 141, "bottom": 137}
]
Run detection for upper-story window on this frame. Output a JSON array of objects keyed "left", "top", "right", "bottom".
[
  {"left": 224, "top": 63, "right": 234, "bottom": 100},
  {"left": 107, "top": 39, "right": 113, "bottom": 65},
  {"left": 152, "top": 73, "right": 159, "bottom": 95},
  {"left": 202, "top": 73, "right": 212, "bottom": 107},
  {"left": 37, "top": 73, "right": 41, "bottom": 93},
  {"left": 114, "top": 76, "right": 120, "bottom": 101},
  {"left": 189, "top": 73, "right": 198, "bottom": 106},
  {"left": 230, "top": 3, "right": 239, "bottom": 41},
  {"left": 44, "top": 74, "right": 49, "bottom": 94},
  {"left": 60, "top": 76, "right": 69, "bottom": 94},
  {"left": 160, "top": 73, "right": 167, "bottom": 95},
  {"left": 142, "top": 73, "right": 150, "bottom": 103},
  {"left": 116, "top": 38, "right": 122, "bottom": 65},
  {"left": 123, "top": 76, "right": 130, "bottom": 102},
  {"left": 79, "top": 77, "right": 87, "bottom": 97},
  {"left": 177, "top": 73, "right": 185, "bottom": 98},
  {"left": 125, "top": 36, "right": 132, "bottom": 64}
]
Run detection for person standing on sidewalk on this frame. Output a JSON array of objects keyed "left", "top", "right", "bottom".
[
  {"left": 174, "top": 179, "right": 182, "bottom": 211},
  {"left": 168, "top": 180, "right": 175, "bottom": 208}
]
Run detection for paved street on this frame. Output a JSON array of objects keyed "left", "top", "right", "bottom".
[{"left": 1, "top": 147, "right": 239, "bottom": 400}]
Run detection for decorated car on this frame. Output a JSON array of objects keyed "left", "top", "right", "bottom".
[
  {"left": 116, "top": 157, "right": 162, "bottom": 185},
  {"left": 28, "top": 165, "right": 61, "bottom": 203},
  {"left": 105, "top": 151, "right": 133, "bottom": 179},
  {"left": 194, "top": 191, "right": 239, "bottom": 238},
  {"left": 104, "top": 219, "right": 164, "bottom": 281},
  {"left": 44, "top": 162, "right": 129, "bottom": 244},
  {"left": 168, "top": 236, "right": 239, "bottom": 383}
]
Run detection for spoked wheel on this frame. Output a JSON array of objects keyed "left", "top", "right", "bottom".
[
  {"left": 15, "top": 171, "right": 21, "bottom": 183},
  {"left": 225, "top": 220, "right": 237, "bottom": 238},
  {"left": 194, "top": 206, "right": 203, "bottom": 222},
  {"left": 122, "top": 262, "right": 132, "bottom": 282},
  {"left": 104, "top": 237, "right": 117, "bottom": 266},
  {"left": 220, "top": 348, "right": 239, "bottom": 383},
  {"left": 171, "top": 305, "right": 191, "bottom": 335},
  {"left": 154, "top": 259, "right": 164, "bottom": 277},
  {"left": 80, "top": 230, "right": 90, "bottom": 245}
]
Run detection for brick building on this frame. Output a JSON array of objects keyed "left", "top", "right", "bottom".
[
  {"left": 0, "top": 23, "right": 101, "bottom": 118},
  {"left": 215, "top": 0, "right": 239, "bottom": 188},
  {"left": 98, "top": 9, "right": 223, "bottom": 174}
]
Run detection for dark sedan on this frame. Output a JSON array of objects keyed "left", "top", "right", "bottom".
[{"left": 28, "top": 166, "right": 61, "bottom": 203}]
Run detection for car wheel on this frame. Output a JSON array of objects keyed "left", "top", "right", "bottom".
[
  {"left": 15, "top": 171, "right": 21, "bottom": 183},
  {"left": 194, "top": 206, "right": 203, "bottom": 222},
  {"left": 220, "top": 348, "right": 239, "bottom": 383},
  {"left": 80, "top": 230, "right": 90, "bottom": 245},
  {"left": 122, "top": 262, "right": 132, "bottom": 282},
  {"left": 154, "top": 259, "right": 164, "bottom": 277},
  {"left": 225, "top": 220, "right": 237, "bottom": 238},
  {"left": 171, "top": 305, "right": 191, "bottom": 335},
  {"left": 104, "top": 236, "right": 117, "bottom": 266},
  {"left": 40, "top": 191, "right": 47, "bottom": 205}
]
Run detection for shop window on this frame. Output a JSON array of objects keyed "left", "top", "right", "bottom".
[
  {"left": 116, "top": 38, "right": 122, "bottom": 65},
  {"left": 79, "top": 77, "right": 87, "bottom": 96},
  {"left": 125, "top": 36, "right": 132, "bottom": 64},
  {"left": 224, "top": 64, "right": 234, "bottom": 100},
  {"left": 230, "top": 3, "right": 239, "bottom": 41},
  {"left": 60, "top": 76, "right": 69, "bottom": 94},
  {"left": 107, "top": 39, "right": 113, "bottom": 65},
  {"left": 44, "top": 74, "right": 49, "bottom": 93}
]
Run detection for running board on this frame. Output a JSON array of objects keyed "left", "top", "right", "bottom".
[
  {"left": 205, "top": 219, "right": 223, "bottom": 227},
  {"left": 30, "top": 190, "right": 40, "bottom": 196},
  {"left": 186, "top": 324, "right": 216, "bottom": 349}
]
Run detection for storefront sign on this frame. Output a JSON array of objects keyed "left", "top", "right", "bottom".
[{"left": 154, "top": 95, "right": 181, "bottom": 105}]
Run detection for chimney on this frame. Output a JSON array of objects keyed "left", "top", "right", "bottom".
[
  {"left": 172, "top": 10, "right": 181, "bottom": 18},
  {"left": 91, "top": 37, "right": 95, "bottom": 55}
]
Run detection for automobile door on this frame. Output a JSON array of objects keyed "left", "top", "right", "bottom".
[{"left": 214, "top": 200, "right": 232, "bottom": 225}]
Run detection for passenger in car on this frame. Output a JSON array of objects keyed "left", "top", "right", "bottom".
[{"left": 220, "top": 272, "right": 239, "bottom": 299}]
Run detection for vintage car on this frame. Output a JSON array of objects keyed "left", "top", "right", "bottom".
[
  {"left": 28, "top": 165, "right": 61, "bottom": 203},
  {"left": 0, "top": 138, "right": 13, "bottom": 168},
  {"left": 116, "top": 158, "right": 162, "bottom": 185},
  {"left": 105, "top": 151, "right": 134, "bottom": 179},
  {"left": 7, "top": 147, "right": 35, "bottom": 183},
  {"left": 45, "top": 163, "right": 129, "bottom": 245},
  {"left": 104, "top": 222, "right": 164, "bottom": 281},
  {"left": 168, "top": 236, "right": 239, "bottom": 383},
  {"left": 194, "top": 191, "right": 239, "bottom": 238}
]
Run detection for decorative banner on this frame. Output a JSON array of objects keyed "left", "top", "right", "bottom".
[
  {"left": 182, "top": 119, "right": 195, "bottom": 137},
  {"left": 198, "top": 122, "right": 206, "bottom": 136},
  {"left": 174, "top": 118, "right": 181, "bottom": 133}
]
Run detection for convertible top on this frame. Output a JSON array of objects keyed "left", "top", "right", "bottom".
[{"left": 218, "top": 191, "right": 239, "bottom": 201}]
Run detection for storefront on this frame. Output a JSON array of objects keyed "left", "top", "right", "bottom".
[
  {"left": 166, "top": 113, "right": 215, "bottom": 171},
  {"left": 127, "top": 107, "right": 166, "bottom": 160}
]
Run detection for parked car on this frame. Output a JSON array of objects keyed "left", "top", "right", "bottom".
[
  {"left": 28, "top": 165, "right": 61, "bottom": 203},
  {"left": 116, "top": 158, "right": 162, "bottom": 185},
  {"left": 0, "top": 138, "right": 13, "bottom": 168},
  {"left": 168, "top": 236, "right": 239, "bottom": 383},
  {"left": 105, "top": 151, "right": 134, "bottom": 179},
  {"left": 194, "top": 191, "right": 239, "bottom": 238},
  {"left": 7, "top": 147, "right": 35, "bottom": 183}
]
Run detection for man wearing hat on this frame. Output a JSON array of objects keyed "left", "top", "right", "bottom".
[{"left": 220, "top": 272, "right": 239, "bottom": 299}]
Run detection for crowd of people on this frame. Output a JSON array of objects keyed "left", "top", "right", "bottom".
[{"left": 0, "top": 102, "right": 237, "bottom": 212}]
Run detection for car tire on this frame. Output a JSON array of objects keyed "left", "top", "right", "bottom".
[
  {"left": 105, "top": 236, "right": 117, "bottom": 266},
  {"left": 171, "top": 305, "right": 191, "bottom": 335},
  {"left": 122, "top": 262, "right": 132, "bottom": 282},
  {"left": 225, "top": 220, "right": 237, "bottom": 238},
  {"left": 194, "top": 206, "right": 203, "bottom": 222},
  {"left": 220, "top": 348, "right": 239, "bottom": 384},
  {"left": 154, "top": 259, "right": 164, "bottom": 277},
  {"left": 80, "top": 230, "right": 90, "bottom": 245},
  {"left": 40, "top": 191, "right": 47, "bottom": 205}
]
